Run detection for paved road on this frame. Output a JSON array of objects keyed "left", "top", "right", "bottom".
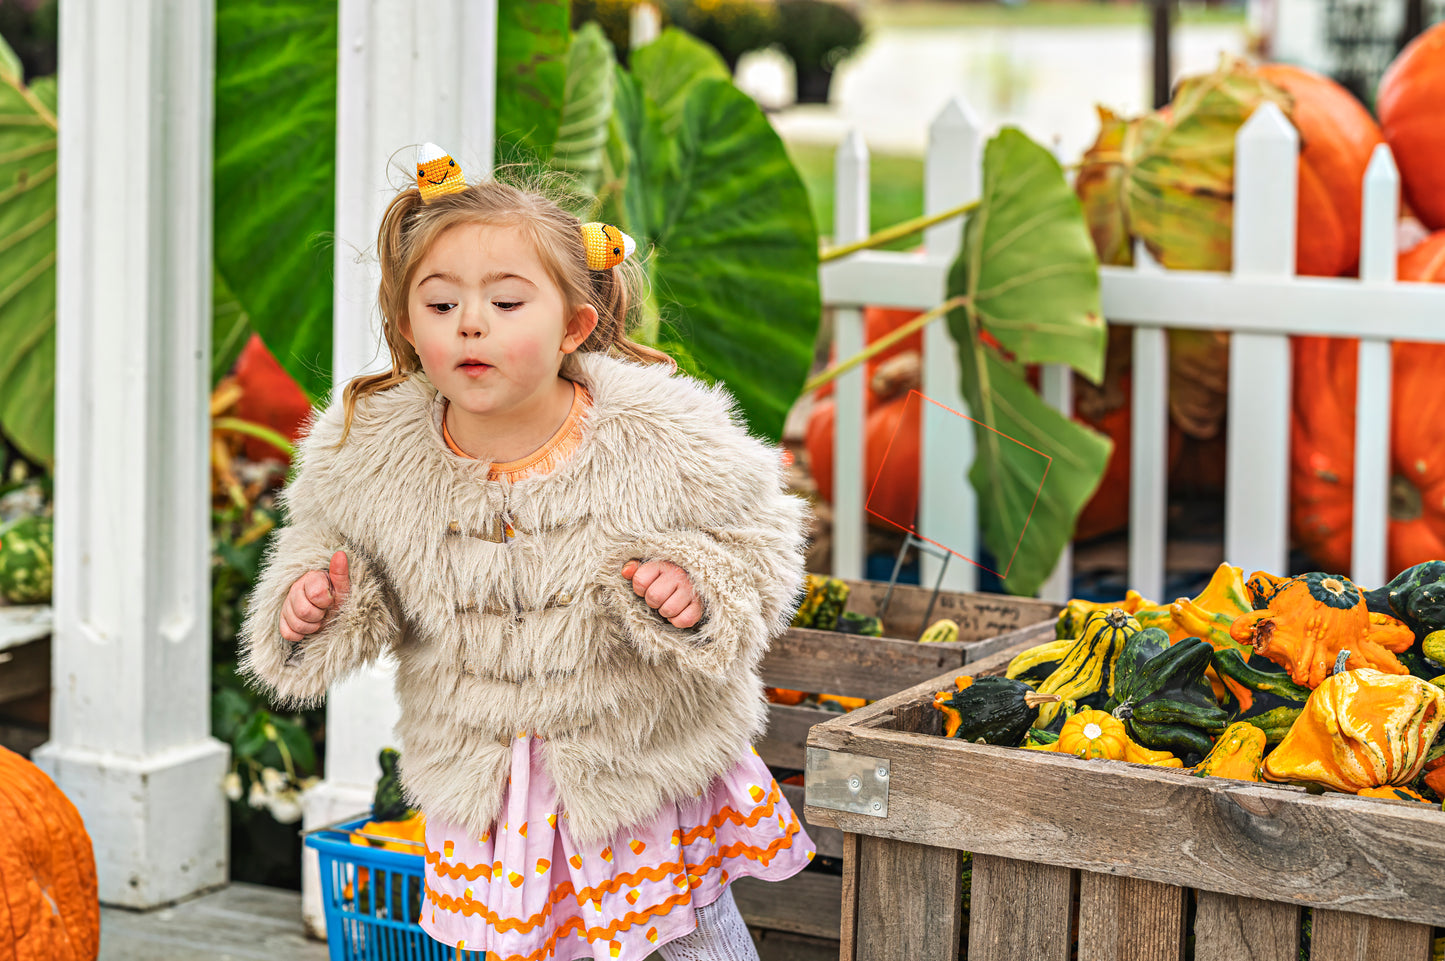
[{"left": 743, "top": 22, "right": 1247, "bottom": 160}]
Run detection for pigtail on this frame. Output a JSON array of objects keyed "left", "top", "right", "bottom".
[{"left": 586, "top": 256, "right": 676, "bottom": 370}]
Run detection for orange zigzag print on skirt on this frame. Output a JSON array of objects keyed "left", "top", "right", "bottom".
[{"left": 419, "top": 736, "right": 815, "bottom": 961}]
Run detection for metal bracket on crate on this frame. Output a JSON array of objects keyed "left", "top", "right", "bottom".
[
  {"left": 805, "top": 747, "right": 890, "bottom": 818},
  {"left": 877, "top": 531, "right": 953, "bottom": 638}
]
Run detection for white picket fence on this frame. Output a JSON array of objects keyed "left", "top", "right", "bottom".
[{"left": 821, "top": 97, "right": 1445, "bottom": 605}]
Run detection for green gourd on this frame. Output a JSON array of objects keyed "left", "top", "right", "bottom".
[
  {"left": 1209, "top": 648, "right": 1313, "bottom": 745},
  {"left": 1106, "top": 629, "right": 1230, "bottom": 762},
  {"left": 933, "top": 676, "right": 1061, "bottom": 747},
  {"left": 1034, "top": 608, "right": 1139, "bottom": 727},
  {"left": 1005, "top": 638, "right": 1073, "bottom": 686}
]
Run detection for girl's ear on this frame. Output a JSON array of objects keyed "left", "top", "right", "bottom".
[
  {"left": 563, "top": 304, "right": 599, "bottom": 353},
  {"left": 398, "top": 313, "right": 416, "bottom": 349}
]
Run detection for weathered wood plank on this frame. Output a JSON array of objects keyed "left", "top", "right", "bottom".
[
  {"left": 841, "top": 580, "right": 1057, "bottom": 642},
  {"left": 761, "top": 704, "right": 835, "bottom": 770},
  {"left": 967, "top": 854, "right": 1073, "bottom": 961},
  {"left": 1077, "top": 872, "right": 1185, "bottom": 961},
  {"left": 779, "top": 781, "right": 843, "bottom": 860},
  {"left": 1309, "top": 909, "right": 1433, "bottom": 961},
  {"left": 0, "top": 636, "right": 50, "bottom": 704},
  {"left": 1194, "top": 889, "right": 1300, "bottom": 961},
  {"left": 733, "top": 870, "right": 842, "bottom": 941},
  {"left": 839, "top": 832, "right": 860, "bottom": 961},
  {"left": 854, "top": 835, "right": 963, "bottom": 961},
  {"left": 762, "top": 629, "right": 973, "bottom": 702},
  {"left": 808, "top": 690, "right": 1445, "bottom": 926}
]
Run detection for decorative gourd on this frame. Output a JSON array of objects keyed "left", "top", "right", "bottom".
[
  {"left": 1035, "top": 608, "right": 1140, "bottom": 726},
  {"left": 792, "top": 574, "right": 851, "bottom": 631},
  {"left": 1425, "top": 631, "right": 1445, "bottom": 668},
  {"left": 1056, "top": 710, "right": 1131, "bottom": 760},
  {"left": 1290, "top": 241, "right": 1445, "bottom": 576},
  {"left": 1054, "top": 590, "right": 1153, "bottom": 640},
  {"left": 765, "top": 687, "right": 809, "bottom": 706},
  {"left": 932, "top": 675, "right": 1061, "bottom": 746},
  {"left": 1193, "top": 722, "right": 1266, "bottom": 781},
  {"left": 1357, "top": 785, "right": 1431, "bottom": 804},
  {"left": 836, "top": 612, "right": 883, "bottom": 636},
  {"left": 1263, "top": 666, "right": 1445, "bottom": 792},
  {"left": 1106, "top": 629, "right": 1231, "bottom": 761},
  {"left": 0, "top": 513, "right": 54, "bottom": 605},
  {"left": 1122, "top": 739, "right": 1184, "bottom": 767},
  {"left": 0, "top": 746, "right": 100, "bottom": 960},
  {"left": 1210, "top": 648, "right": 1314, "bottom": 745},
  {"left": 1377, "top": 23, "right": 1445, "bottom": 229},
  {"left": 1006, "top": 638, "right": 1074, "bottom": 686},
  {"left": 1229, "top": 573, "right": 1415, "bottom": 688},
  {"left": 1246, "top": 570, "right": 1289, "bottom": 610},
  {"left": 919, "top": 618, "right": 960, "bottom": 644},
  {"left": 817, "top": 694, "right": 867, "bottom": 712},
  {"left": 1257, "top": 63, "right": 1385, "bottom": 278}
]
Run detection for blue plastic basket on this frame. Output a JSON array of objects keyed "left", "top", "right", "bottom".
[{"left": 305, "top": 816, "right": 485, "bottom": 961}]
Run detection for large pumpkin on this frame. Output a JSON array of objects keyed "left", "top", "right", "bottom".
[
  {"left": 806, "top": 390, "right": 921, "bottom": 529},
  {"left": 1256, "top": 63, "right": 1384, "bottom": 279},
  {"left": 1377, "top": 22, "right": 1445, "bottom": 230},
  {"left": 0, "top": 746, "right": 100, "bottom": 960},
  {"left": 1291, "top": 232, "right": 1445, "bottom": 574},
  {"left": 813, "top": 306, "right": 926, "bottom": 413}
]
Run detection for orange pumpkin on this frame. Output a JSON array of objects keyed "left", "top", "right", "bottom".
[
  {"left": 805, "top": 390, "right": 922, "bottom": 530},
  {"left": 1377, "top": 22, "right": 1445, "bottom": 230},
  {"left": 0, "top": 746, "right": 100, "bottom": 960},
  {"left": 1291, "top": 232, "right": 1445, "bottom": 575},
  {"left": 813, "top": 306, "right": 926, "bottom": 412},
  {"left": 1257, "top": 63, "right": 1384, "bottom": 278}
]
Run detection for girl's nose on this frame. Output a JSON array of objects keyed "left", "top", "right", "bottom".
[{"left": 456, "top": 304, "right": 486, "bottom": 338}]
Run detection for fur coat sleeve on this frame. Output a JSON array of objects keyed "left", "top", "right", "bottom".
[
  {"left": 597, "top": 382, "right": 811, "bottom": 679},
  {"left": 237, "top": 406, "right": 405, "bottom": 710}
]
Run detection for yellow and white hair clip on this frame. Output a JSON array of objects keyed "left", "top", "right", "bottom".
[
  {"left": 416, "top": 142, "right": 468, "bottom": 202},
  {"left": 580, "top": 222, "right": 636, "bottom": 270}
]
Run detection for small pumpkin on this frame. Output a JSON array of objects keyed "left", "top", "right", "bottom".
[
  {"left": 0, "top": 746, "right": 100, "bottom": 960},
  {"left": 805, "top": 391, "right": 921, "bottom": 530},
  {"left": 1193, "top": 722, "right": 1266, "bottom": 781},
  {"left": 1035, "top": 607, "right": 1140, "bottom": 727},
  {"left": 1230, "top": 573, "right": 1415, "bottom": 688},
  {"left": 1263, "top": 666, "right": 1445, "bottom": 792},
  {"left": 1056, "top": 710, "right": 1131, "bottom": 760},
  {"left": 1357, "top": 785, "right": 1432, "bottom": 804},
  {"left": 932, "top": 675, "right": 1060, "bottom": 746},
  {"left": 1377, "top": 22, "right": 1445, "bottom": 229}
]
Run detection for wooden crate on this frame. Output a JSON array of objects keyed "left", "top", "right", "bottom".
[
  {"left": 803, "top": 642, "right": 1445, "bottom": 961},
  {"left": 744, "top": 583, "right": 1060, "bottom": 942}
]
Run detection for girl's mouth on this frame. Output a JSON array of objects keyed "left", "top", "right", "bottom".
[{"left": 458, "top": 363, "right": 492, "bottom": 377}]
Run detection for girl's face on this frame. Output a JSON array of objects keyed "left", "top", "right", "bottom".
[{"left": 402, "top": 222, "right": 596, "bottom": 427}]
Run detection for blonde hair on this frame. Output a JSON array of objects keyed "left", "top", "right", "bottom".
[{"left": 338, "top": 170, "right": 672, "bottom": 443}]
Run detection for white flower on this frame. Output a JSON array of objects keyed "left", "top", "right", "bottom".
[
  {"left": 268, "top": 791, "right": 303, "bottom": 824},
  {"left": 260, "top": 766, "right": 287, "bottom": 794},
  {"left": 247, "top": 779, "right": 269, "bottom": 810},
  {"left": 223, "top": 772, "right": 243, "bottom": 802}
]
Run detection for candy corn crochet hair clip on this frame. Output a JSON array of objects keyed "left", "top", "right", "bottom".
[{"left": 415, "top": 143, "right": 635, "bottom": 269}]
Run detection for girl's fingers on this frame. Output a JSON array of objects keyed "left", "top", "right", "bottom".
[
  {"left": 329, "top": 550, "right": 351, "bottom": 604},
  {"left": 301, "top": 570, "right": 334, "bottom": 613},
  {"left": 669, "top": 599, "right": 704, "bottom": 629}
]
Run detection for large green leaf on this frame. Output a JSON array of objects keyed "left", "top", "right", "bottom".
[
  {"left": 947, "top": 128, "right": 1109, "bottom": 595},
  {"left": 629, "top": 28, "right": 729, "bottom": 134},
  {"left": 0, "top": 41, "right": 56, "bottom": 468},
  {"left": 552, "top": 23, "right": 616, "bottom": 203},
  {"left": 214, "top": 0, "right": 337, "bottom": 402},
  {"left": 495, "top": 0, "right": 569, "bottom": 160},
  {"left": 609, "top": 69, "right": 818, "bottom": 440}
]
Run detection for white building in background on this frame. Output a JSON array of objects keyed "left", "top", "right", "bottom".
[{"left": 1249, "top": 0, "right": 1445, "bottom": 95}]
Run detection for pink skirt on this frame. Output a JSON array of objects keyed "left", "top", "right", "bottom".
[{"left": 418, "top": 735, "right": 814, "bottom": 961}]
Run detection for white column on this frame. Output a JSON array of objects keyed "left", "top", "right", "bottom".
[
  {"left": 303, "top": 0, "right": 498, "bottom": 937},
  {"left": 36, "top": 0, "right": 228, "bottom": 908},
  {"left": 831, "top": 130, "right": 868, "bottom": 582}
]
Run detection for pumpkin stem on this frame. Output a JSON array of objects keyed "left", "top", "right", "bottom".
[
  {"left": 1332, "top": 649, "right": 1352, "bottom": 676},
  {"left": 1390, "top": 474, "right": 1423, "bottom": 523},
  {"left": 1251, "top": 618, "right": 1275, "bottom": 652},
  {"left": 1024, "top": 692, "right": 1063, "bottom": 709}
]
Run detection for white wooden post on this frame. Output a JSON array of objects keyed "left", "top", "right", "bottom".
[
  {"left": 630, "top": 3, "right": 662, "bottom": 50},
  {"left": 304, "top": 0, "right": 497, "bottom": 936},
  {"left": 37, "top": 0, "right": 229, "bottom": 907},
  {"left": 831, "top": 131, "right": 868, "bottom": 581},
  {"left": 921, "top": 98, "right": 982, "bottom": 592},
  {"left": 1351, "top": 144, "right": 1399, "bottom": 587},
  {"left": 1224, "top": 102, "right": 1296, "bottom": 579},
  {"left": 1040, "top": 365, "right": 1074, "bottom": 603},
  {"left": 1129, "top": 243, "right": 1169, "bottom": 604}
]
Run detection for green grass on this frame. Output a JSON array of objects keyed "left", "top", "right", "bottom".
[
  {"left": 867, "top": 1, "right": 1247, "bottom": 31},
  {"left": 784, "top": 140, "right": 927, "bottom": 250}
]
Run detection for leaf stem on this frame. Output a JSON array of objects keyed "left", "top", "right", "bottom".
[
  {"left": 213, "top": 417, "right": 296, "bottom": 458},
  {"left": 819, "top": 200, "right": 980, "bottom": 263},
  {"left": 802, "top": 295, "right": 970, "bottom": 394}
]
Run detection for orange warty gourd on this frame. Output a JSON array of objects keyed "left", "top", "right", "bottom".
[
  {"left": 1257, "top": 63, "right": 1385, "bottom": 278},
  {"left": 0, "top": 746, "right": 100, "bottom": 960},
  {"left": 1377, "top": 22, "right": 1445, "bottom": 230},
  {"left": 1291, "top": 232, "right": 1445, "bottom": 575}
]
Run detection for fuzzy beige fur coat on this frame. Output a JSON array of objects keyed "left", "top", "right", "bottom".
[{"left": 239, "top": 350, "right": 809, "bottom": 844}]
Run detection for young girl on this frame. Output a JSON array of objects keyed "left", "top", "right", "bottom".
[{"left": 239, "top": 147, "right": 815, "bottom": 961}]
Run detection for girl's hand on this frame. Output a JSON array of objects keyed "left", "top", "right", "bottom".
[
  {"left": 622, "top": 559, "right": 703, "bottom": 629},
  {"left": 280, "top": 550, "right": 351, "bottom": 644}
]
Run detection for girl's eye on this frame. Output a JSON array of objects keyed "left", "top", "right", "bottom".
[
  {"left": 494, "top": 301, "right": 522, "bottom": 311},
  {"left": 430, "top": 303, "right": 456, "bottom": 314}
]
